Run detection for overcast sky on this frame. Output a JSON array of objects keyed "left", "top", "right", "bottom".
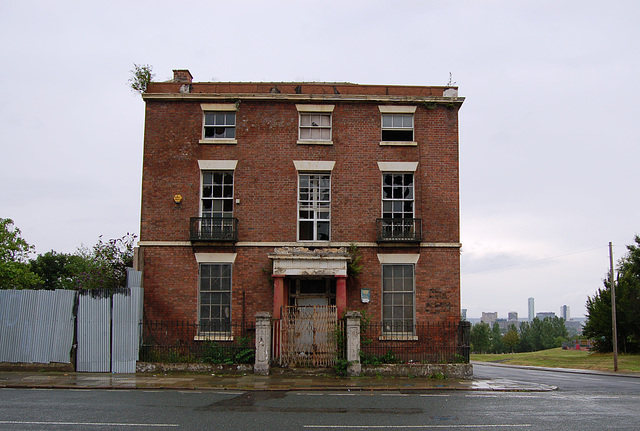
[{"left": 1, "top": 1, "right": 638, "bottom": 319}]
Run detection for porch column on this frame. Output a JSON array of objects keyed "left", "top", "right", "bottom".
[
  {"left": 273, "top": 275, "right": 286, "bottom": 320},
  {"left": 336, "top": 275, "right": 347, "bottom": 317}
]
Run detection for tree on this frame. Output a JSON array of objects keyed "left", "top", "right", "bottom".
[
  {"left": 30, "top": 251, "right": 87, "bottom": 290},
  {"left": 0, "top": 218, "right": 41, "bottom": 289},
  {"left": 490, "top": 322, "right": 505, "bottom": 353},
  {"left": 74, "top": 233, "right": 137, "bottom": 290},
  {"left": 470, "top": 322, "right": 491, "bottom": 354},
  {"left": 128, "top": 64, "right": 154, "bottom": 94},
  {"left": 503, "top": 324, "right": 520, "bottom": 353},
  {"left": 518, "top": 317, "right": 568, "bottom": 352},
  {"left": 583, "top": 236, "right": 640, "bottom": 353}
]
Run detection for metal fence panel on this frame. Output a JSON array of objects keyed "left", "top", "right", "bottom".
[
  {"left": 0, "top": 289, "right": 75, "bottom": 364},
  {"left": 76, "top": 291, "right": 111, "bottom": 372},
  {"left": 111, "top": 286, "right": 143, "bottom": 373},
  {"left": 50, "top": 290, "right": 76, "bottom": 363}
]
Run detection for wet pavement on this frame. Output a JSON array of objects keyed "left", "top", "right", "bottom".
[{"left": 0, "top": 370, "right": 557, "bottom": 392}]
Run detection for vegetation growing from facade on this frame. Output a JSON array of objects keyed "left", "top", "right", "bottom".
[
  {"left": 128, "top": 64, "right": 154, "bottom": 94},
  {"left": 0, "top": 218, "right": 136, "bottom": 291},
  {"left": 583, "top": 236, "right": 640, "bottom": 353}
]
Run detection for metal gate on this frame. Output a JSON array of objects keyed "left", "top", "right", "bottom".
[
  {"left": 76, "top": 269, "right": 143, "bottom": 373},
  {"left": 274, "top": 305, "right": 339, "bottom": 367}
]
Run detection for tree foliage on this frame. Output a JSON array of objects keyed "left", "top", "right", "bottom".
[
  {"left": 30, "top": 251, "right": 88, "bottom": 290},
  {"left": 74, "top": 233, "right": 136, "bottom": 290},
  {"left": 502, "top": 324, "right": 520, "bottom": 353},
  {"left": 0, "top": 218, "right": 41, "bottom": 289},
  {"left": 470, "top": 322, "right": 491, "bottom": 353},
  {"left": 490, "top": 322, "right": 505, "bottom": 354},
  {"left": 518, "top": 317, "right": 567, "bottom": 352},
  {"left": 583, "top": 236, "right": 640, "bottom": 353},
  {"left": 1, "top": 218, "right": 136, "bottom": 292},
  {"left": 471, "top": 317, "right": 568, "bottom": 354},
  {"left": 128, "top": 64, "right": 154, "bottom": 94}
]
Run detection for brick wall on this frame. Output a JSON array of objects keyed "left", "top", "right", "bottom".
[
  {"left": 141, "top": 100, "right": 460, "bottom": 244},
  {"left": 140, "top": 88, "right": 462, "bottom": 333}
]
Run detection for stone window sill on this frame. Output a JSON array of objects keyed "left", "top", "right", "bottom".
[{"left": 199, "top": 139, "right": 238, "bottom": 145}]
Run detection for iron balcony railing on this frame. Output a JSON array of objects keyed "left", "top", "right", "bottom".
[
  {"left": 376, "top": 218, "right": 422, "bottom": 242},
  {"left": 190, "top": 217, "right": 238, "bottom": 242}
]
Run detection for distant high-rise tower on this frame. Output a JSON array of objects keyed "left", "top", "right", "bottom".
[
  {"left": 508, "top": 311, "right": 518, "bottom": 322},
  {"left": 461, "top": 309, "right": 467, "bottom": 321},
  {"left": 481, "top": 312, "right": 498, "bottom": 325},
  {"left": 560, "top": 305, "right": 570, "bottom": 321},
  {"left": 528, "top": 297, "right": 535, "bottom": 322}
]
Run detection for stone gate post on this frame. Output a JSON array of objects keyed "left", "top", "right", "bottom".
[
  {"left": 254, "top": 312, "right": 272, "bottom": 375},
  {"left": 345, "top": 311, "right": 361, "bottom": 376}
]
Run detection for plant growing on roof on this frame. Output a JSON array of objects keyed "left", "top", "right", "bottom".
[{"left": 129, "top": 64, "right": 154, "bottom": 94}]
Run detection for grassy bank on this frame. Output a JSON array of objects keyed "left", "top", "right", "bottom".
[{"left": 471, "top": 348, "right": 640, "bottom": 374}]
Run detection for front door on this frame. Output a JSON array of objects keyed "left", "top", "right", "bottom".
[
  {"left": 289, "top": 278, "right": 336, "bottom": 307},
  {"left": 279, "top": 278, "right": 337, "bottom": 367}
]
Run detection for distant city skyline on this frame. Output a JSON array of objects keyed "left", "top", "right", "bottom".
[{"left": 466, "top": 298, "right": 580, "bottom": 320}]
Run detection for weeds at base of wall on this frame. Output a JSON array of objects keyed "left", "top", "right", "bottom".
[
  {"left": 429, "top": 372, "right": 447, "bottom": 380},
  {"left": 140, "top": 336, "right": 255, "bottom": 365},
  {"left": 334, "top": 358, "right": 354, "bottom": 376}
]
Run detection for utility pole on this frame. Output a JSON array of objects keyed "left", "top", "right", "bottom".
[{"left": 609, "top": 242, "right": 618, "bottom": 372}]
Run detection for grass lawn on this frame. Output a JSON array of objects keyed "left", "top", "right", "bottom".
[{"left": 471, "top": 347, "right": 640, "bottom": 374}]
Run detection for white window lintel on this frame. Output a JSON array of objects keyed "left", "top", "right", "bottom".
[
  {"left": 198, "top": 160, "right": 238, "bottom": 171},
  {"left": 378, "top": 105, "right": 417, "bottom": 114},
  {"left": 377, "top": 162, "right": 418, "bottom": 172},
  {"left": 293, "top": 160, "right": 336, "bottom": 171},
  {"left": 195, "top": 253, "right": 238, "bottom": 263},
  {"left": 296, "top": 104, "right": 335, "bottom": 113},
  {"left": 201, "top": 103, "right": 237, "bottom": 111},
  {"left": 377, "top": 254, "right": 420, "bottom": 264}
]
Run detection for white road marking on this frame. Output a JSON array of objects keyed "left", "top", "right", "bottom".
[
  {"left": 304, "top": 425, "right": 531, "bottom": 428},
  {"left": 0, "top": 420, "right": 178, "bottom": 427}
]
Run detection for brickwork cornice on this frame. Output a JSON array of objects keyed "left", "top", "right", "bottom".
[
  {"left": 137, "top": 241, "right": 462, "bottom": 248},
  {"left": 142, "top": 92, "right": 464, "bottom": 105}
]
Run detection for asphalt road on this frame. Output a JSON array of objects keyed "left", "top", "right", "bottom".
[
  {"left": 0, "top": 367, "right": 638, "bottom": 430},
  {"left": 473, "top": 362, "right": 640, "bottom": 394}
]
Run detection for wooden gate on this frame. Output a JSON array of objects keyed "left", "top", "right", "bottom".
[{"left": 274, "top": 305, "right": 339, "bottom": 367}]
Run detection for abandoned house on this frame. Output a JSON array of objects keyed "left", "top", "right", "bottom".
[{"left": 138, "top": 69, "right": 464, "bottom": 364}]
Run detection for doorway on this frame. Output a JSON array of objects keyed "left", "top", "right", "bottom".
[
  {"left": 289, "top": 277, "right": 336, "bottom": 307},
  {"left": 277, "top": 277, "right": 338, "bottom": 367}
]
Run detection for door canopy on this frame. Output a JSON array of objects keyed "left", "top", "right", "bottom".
[{"left": 268, "top": 247, "right": 350, "bottom": 277}]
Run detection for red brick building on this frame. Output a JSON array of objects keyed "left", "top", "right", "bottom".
[{"left": 139, "top": 69, "right": 463, "bottom": 341}]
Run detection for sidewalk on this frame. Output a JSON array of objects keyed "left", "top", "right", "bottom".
[{"left": 0, "top": 370, "right": 557, "bottom": 392}]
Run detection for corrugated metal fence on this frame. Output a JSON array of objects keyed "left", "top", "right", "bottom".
[
  {"left": 0, "top": 269, "right": 143, "bottom": 373},
  {"left": 0, "top": 289, "right": 75, "bottom": 364}
]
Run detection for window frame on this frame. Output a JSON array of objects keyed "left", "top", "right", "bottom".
[
  {"left": 378, "top": 106, "right": 417, "bottom": 146},
  {"left": 297, "top": 172, "right": 331, "bottom": 242},
  {"left": 199, "top": 103, "right": 237, "bottom": 144},
  {"left": 296, "top": 104, "right": 335, "bottom": 145},
  {"left": 381, "top": 172, "right": 415, "bottom": 220},
  {"left": 381, "top": 263, "right": 416, "bottom": 338},
  {"left": 299, "top": 112, "right": 332, "bottom": 142},
  {"left": 197, "top": 262, "right": 233, "bottom": 341},
  {"left": 200, "top": 170, "right": 234, "bottom": 219}
]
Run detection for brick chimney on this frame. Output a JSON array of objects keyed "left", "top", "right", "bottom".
[{"left": 172, "top": 69, "right": 193, "bottom": 83}]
